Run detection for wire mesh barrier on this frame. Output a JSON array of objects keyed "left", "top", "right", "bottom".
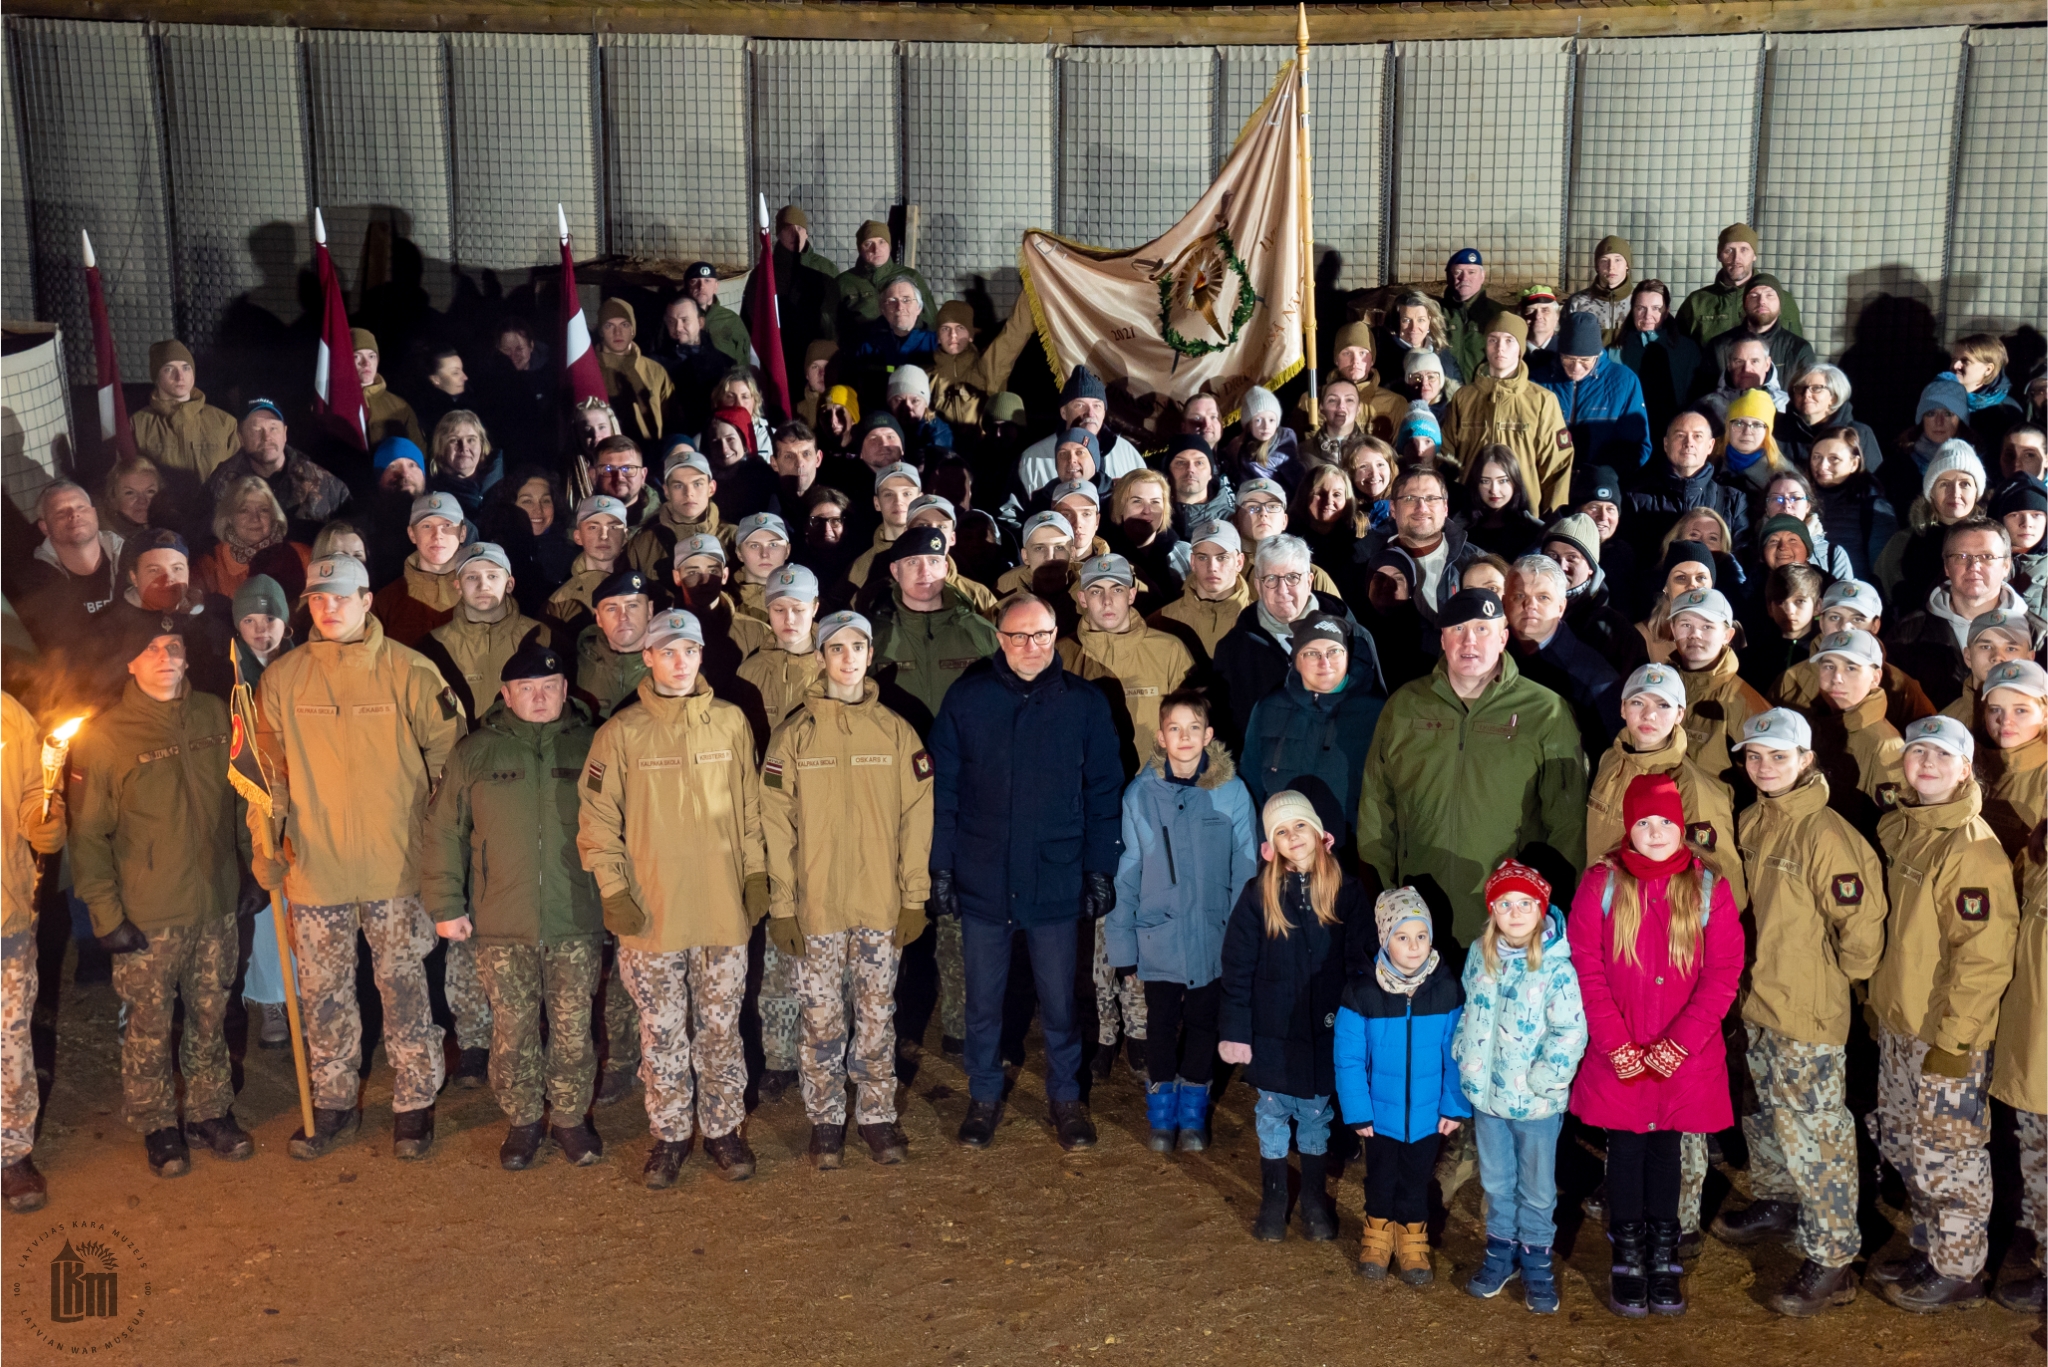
[
  {"left": 304, "top": 30, "right": 456, "bottom": 309},
  {"left": 4, "top": 24, "right": 2040, "bottom": 367},
  {"left": 448, "top": 34, "right": 600, "bottom": 277},
  {"left": 751, "top": 39, "right": 899, "bottom": 274},
  {"left": 1758, "top": 28, "right": 1967, "bottom": 360},
  {"left": 158, "top": 24, "right": 309, "bottom": 357},
  {"left": 905, "top": 42, "right": 1055, "bottom": 317},
  {"left": 1569, "top": 36, "right": 1765, "bottom": 305},
  {"left": 1947, "top": 27, "right": 2046, "bottom": 338},
  {"left": 603, "top": 34, "right": 751, "bottom": 267},
  {"left": 0, "top": 328, "right": 71, "bottom": 517},
  {"left": 1392, "top": 38, "right": 1573, "bottom": 292},
  {"left": 9, "top": 18, "right": 173, "bottom": 381}
]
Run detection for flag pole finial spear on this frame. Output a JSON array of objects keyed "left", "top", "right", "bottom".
[
  {"left": 558, "top": 203, "right": 570, "bottom": 246},
  {"left": 1295, "top": 1, "right": 1318, "bottom": 403},
  {"left": 80, "top": 229, "right": 95, "bottom": 269},
  {"left": 313, "top": 206, "right": 326, "bottom": 247}
]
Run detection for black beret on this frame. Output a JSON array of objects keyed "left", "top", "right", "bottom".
[{"left": 1438, "top": 587, "right": 1504, "bottom": 629}]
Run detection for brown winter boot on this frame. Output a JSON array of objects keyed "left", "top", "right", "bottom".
[
  {"left": 1356, "top": 1217, "right": 1395, "bottom": 1280},
  {"left": 1395, "top": 1222, "right": 1435, "bottom": 1287}
]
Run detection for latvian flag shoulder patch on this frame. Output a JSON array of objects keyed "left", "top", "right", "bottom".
[{"left": 763, "top": 757, "right": 785, "bottom": 790}]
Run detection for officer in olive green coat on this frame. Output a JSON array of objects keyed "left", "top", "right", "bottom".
[
  {"left": 68, "top": 618, "right": 252, "bottom": 1178},
  {"left": 423, "top": 641, "right": 606, "bottom": 1171}
]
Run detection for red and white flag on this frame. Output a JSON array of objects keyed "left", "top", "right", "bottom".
[
  {"left": 80, "top": 230, "right": 138, "bottom": 460},
  {"left": 309, "top": 208, "right": 367, "bottom": 450},
  {"left": 558, "top": 205, "right": 607, "bottom": 411},
  {"left": 748, "top": 193, "right": 792, "bottom": 420}
]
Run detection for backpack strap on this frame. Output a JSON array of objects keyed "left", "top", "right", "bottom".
[
  {"left": 1600, "top": 865, "right": 1616, "bottom": 918},
  {"left": 1699, "top": 865, "right": 1715, "bottom": 928}
]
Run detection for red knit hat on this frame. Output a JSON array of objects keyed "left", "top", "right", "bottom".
[
  {"left": 710, "top": 405, "right": 757, "bottom": 454},
  {"left": 1485, "top": 858, "right": 1551, "bottom": 908},
  {"left": 1622, "top": 772, "right": 1687, "bottom": 833}
]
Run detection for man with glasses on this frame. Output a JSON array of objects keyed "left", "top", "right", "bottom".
[
  {"left": 1884, "top": 520, "right": 2045, "bottom": 710},
  {"left": 1213, "top": 534, "right": 1379, "bottom": 747},
  {"left": 1358, "top": 464, "right": 1483, "bottom": 626},
  {"left": 591, "top": 436, "right": 657, "bottom": 530},
  {"left": 929, "top": 594, "right": 1123, "bottom": 1153}
]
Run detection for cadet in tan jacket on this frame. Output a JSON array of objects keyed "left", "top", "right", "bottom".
[
  {"left": 1151, "top": 519, "right": 1255, "bottom": 663},
  {"left": 595, "top": 299, "right": 671, "bottom": 443},
  {"left": 129, "top": 340, "right": 238, "bottom": 484},
  {"left": 577, "top": 608, "right": 769, "bottom": 1188},
  {"left": 546, "top": 495, "right": 633, "bottom": 643},
  {"left": 1805, "top": 629, "right": 1906, "bottom": 840},
  {"left": 1442, "top": 314, "right": 1573, "bottom": 511},
  {"left": 352, "top": 330, "right": 426, "bottom": 450},
  {"left": 1867, "top": 716, "right": 2020, "bottom": 1311},
  {"left": 625, "top": 450, "right": 735, "bottom": 580},
  {"left": 253, "top": 553, "right": 462, "bottom": 1162},
  {"left": 3, "top": 692, "right": 68, "bottom": 1212},
  {"left": 1710, "top": 708, "right": 1886, "bottom": 1316},
  {"left": 1991, "top": 819, "right": 2046, "bottom": 1313},
  {"left": 373, "top": 491, "right": 467, "bottom": 648},
  {"left": 731, "top": 512, "right": 794, "bottom": 622},
  {"left": 762, "top": 611, "right": 933, "bottom": 1168},
  {"left": 1770, "top": 579, "right": 1933, "bottom": 731},
  {"left": 1666, "top": 588, "right": 1768, "bottom": 790},
  {"left": 1588, "top": 663, "right": 1746, "bottom": 905},
  {"left": 1975, "top": 658, "right": 2045, "bottom": 860}
]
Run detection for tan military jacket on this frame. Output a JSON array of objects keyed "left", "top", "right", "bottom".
[
  {"left": 1586, "top": 728, "right": 1746, "bottom": 907},
  {"left": 130, "top": 388, "right": 238, "bottom": 481},
  {"left": 1057, "top": 617, "right": 1195, "bottom": 751},
  {"left": 1152, "top": 576, "right": 1255, "bottom": 661},
  {"left": 1991, "top": 829, "right": 2046, "bottom": 1113},
  {"left": 1443, "top": 363, "right": 1572, "bottom": 511},
  {"left": 1676, "top": 647, "right": 1768, "bottom": 787}
]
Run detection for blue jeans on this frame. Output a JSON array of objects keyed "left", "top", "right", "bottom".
[
  {"left": 1474, "top": 1110, "right": 1564, "bottom": 1247},
  {"left": 242, "top": 902, "right": 295, "bottom": 1004},
  {"left": 962, "top": 915, "right": 1082, "bottom": 1104},
  {"left": 1254, "top": 1089, "right": 1332, "bottom": 1159}
]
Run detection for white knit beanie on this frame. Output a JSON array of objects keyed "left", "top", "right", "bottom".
[
  {"left": 1261, "top": 790, "right": 1323, "bottom": 843},
  {"left": 1243, "top": 386, "right": 1282, "bottom": 421},
  {"left": 1922, "top": 439, "right": 1986, "bottom": 501}
]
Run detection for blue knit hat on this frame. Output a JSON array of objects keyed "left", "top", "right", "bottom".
[
  {"left": 1915, "top": 375, "right": 1970, "bottom": 425},
  {"left": 1397, "top": 403, "right": 1442, "bottom": 448}
]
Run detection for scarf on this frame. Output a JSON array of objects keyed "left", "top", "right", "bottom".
[
  {"left": 1375, "top": 945, "right": 1440, "bottom": 996},
  {"left": 1965, "top": 375, "right": 2012, "bottom": 413},
  {"left": 1620, "top": 846, "right": 1690, "bottom": 882},
  {"left": 1257, "top": 591, "right": 1321, "bottom": 654},
  {"left": 228, "top": 524, "right": 286, "bottom": 565}
]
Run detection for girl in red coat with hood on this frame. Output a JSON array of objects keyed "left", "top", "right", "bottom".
[{"left": 1569, "top": 772, "right": 1743, "bottom": 1320}]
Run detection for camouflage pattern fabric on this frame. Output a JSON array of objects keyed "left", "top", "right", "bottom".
[
  {"left": 1866, "top": 1023, "right": 1993, "bottom": 1278},
  {"left": 937, "top": 914, "right": 965, "bottom": 1040},
  {"left": 111, "top": 915, "right": 238, "bottom": 1133},
  {"left": 601, "top": 948, "right": 640, "bottom": 1073},
  {"left": 294, "top": 898, "right": 446, "bottom": 1113},
  {"left": 1679, "top": 1132, "right": 1707, "bottom": 1235},
  {"left": 617, "top": 945, "right": 748, "bottom": 1142},
  {"left": 1, "top": 929, "right": 36, "bottom": 1164},
  {"left": 1091, "top": 917, "right": 1147, "bottom": 1048},
  {"left": 475, "top": 939, "right": 602, "bottom": 1126},
  {"left": 793, "top": 927, "right": 901, "bottom": 1126},
  {"left": 2015, "top": 1108, "right": 2046, "bottom": 1269},
  {"left": 443, "top": 935, "right": 494, "bottom": 1051},
  {"left": 760, "top": 939, "right": 801, "bottom": 1072},
  {"left": 1742, "top": 1024, "right": 1861, "bottom": 1266}
]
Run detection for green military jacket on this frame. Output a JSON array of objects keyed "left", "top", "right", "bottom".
[
  {"left": 420, "top": 698, "right": 603, "bottom": 946},
  {"left": 703, "top": 300, "right": 751, "bottom": 366},
  {"left": 576, "top": 624, "right": 650, "bottom": 720},
  {"left": 835, "top": 261, "right": 939, "bottom": 339},
  {"left": 1674, "top": 270, "right": 1803, "bottom": 348},
  {"left": 67, "top": 680, "right": 243, "bottom": 935},
  {"left": 869, "top": 584, "right": 1000, "bottom": 725}
]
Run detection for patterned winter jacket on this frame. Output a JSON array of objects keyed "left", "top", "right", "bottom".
[{"left": 1451, "top": 907, "right": 1589, "bottom": 1121}]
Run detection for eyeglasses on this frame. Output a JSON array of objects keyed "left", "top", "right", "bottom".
[
  {"left": 1766, "top": 493, "right": 1808, "bottom": 508},
  {"left": 1793, "top": 384, "right": 1832, "bottom": 395},
  {"left": 1728, "top": 419, "right": 1769, "bottom": 433},
  {"left": 1295, "top": 646, "right": 1346, "bottom": 667},
  {"left": 1394, "top": 494, "right": 1447, "bottom": 507},
  {"left": 1944, "top": 552, "right": 2008, "bottom": 568},
  {"left": 998, "top": 629, "right": 1056, "bottom": 647},
  {"left": 596, "top": 464, "right": 645, "bottom": 477},
  {"left": 1259, "top": 573, "right": 1306, "bottom": 591}
]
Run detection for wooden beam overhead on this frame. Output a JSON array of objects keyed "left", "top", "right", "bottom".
[{"left": 8, "top": 0, "right": 2038, "bottom": 40}]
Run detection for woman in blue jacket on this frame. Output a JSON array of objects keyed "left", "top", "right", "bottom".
[
  {"left": 1107, "top": 691, "right": 1259, "bottom": 1154},
  {"left": 1335, "top": 886, "right": 1469, "bottom": 1287}
]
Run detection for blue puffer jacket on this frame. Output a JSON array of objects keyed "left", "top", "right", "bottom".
[
  {"left": 1450, "top": 907, "right": 1589, "bottom": 1121},
  {"left": 1107, "top": 742, "right": 1259, "bottom": 986},
  {"left": 1538, "top": 351, "right": 1652, "bottom": 471},
  {"left": 930, "top": 653, "right": 1125, "bottom": 927},
  {"left": 1240, "top": 648, "right": 1385, "bottom": 841},
  {"left": 1333, "top": 959, "right": 1470, "bottom": 1142}
]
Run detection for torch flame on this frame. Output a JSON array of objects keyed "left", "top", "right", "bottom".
[{"left": 50, "top": 716, "right": 85, "bottom": 744}]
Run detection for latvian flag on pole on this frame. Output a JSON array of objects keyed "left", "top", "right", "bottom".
[
  {"left": 558, "top": 204, "right": 607, "bottom": 411},
  {"left": 310, "top": 208, "right": 367, "bottom": 450},
  {"left": 80, "top": 230, "right": 138, "bottom": 459},
  {"left": 749, "top": 193, "right": 792, "bottom": 420}
]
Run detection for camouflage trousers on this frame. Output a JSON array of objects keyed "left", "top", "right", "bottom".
[
  {"left": 293, "top": 897, "right": 446, "bottom": 1113},
  {"left": 793, "top": 928, "right": 901, "bottom": 1126},
  {"left": 443, "top": 935, "right": 493, "bottom": 1052},
  {"left": 1, "top": 929, "right": 36, "bottom": 1164},
  {"left": 2015, "top": 1108, "right": 2047, "bottom": 1268},
  {"left": 601, "top": 949, "right": 640, "bottom": 1073},
  {"left": 937, "top": 914, "right": 965, "bottom": 1041},
  {"left": 1865, "top": 1024, "right": 1992, "bottom": 1278},
  {"left": 1679, "top": 1133, "right": 1707, "bottom": 1235},
  {"left": 759, "top": 941, "right": 801, "bottom": 1072},
  {"left": 617, "top": 945, "right": 748, "bottom": 1142},
  {"left": 111, "top": 915, "right": 238, "bottom": 1134},
  {"left": 1741, "top": 1025, "right": 1860, "bottom": 1266},
  {"left": 474, "top": 938, "right": 602, "bottom": 1127},
  {"left": 1091, "top": 918, "right": 1146, "bottom": 1047}
]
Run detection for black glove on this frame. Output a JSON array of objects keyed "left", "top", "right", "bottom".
[
  {"left": 97, "top": 919, "right": 148, "bottom": 954},
  {"left": 1113, "top": 964, "right": 1137, "bottom": 981},
  {"left": 1082, "top": 871, "right": 1116, "bottom": 921},
  {"left": 929, "top": 869, "right": 960, "bottom": 919}
]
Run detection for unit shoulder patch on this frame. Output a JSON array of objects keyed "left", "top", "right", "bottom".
[
  {"left": 584, "top": 760, "right": 607, "bottom": 793},
  {"left": 912, "top": 749, "right": 934, "bottom": 781},
  {"left": 1956, "top": 887, "right": 1990, "bottom": 922},
  {"left": 1830, "top": 873, "right": 1863, "bottom": 906},
  {"left": 1687, "top": 821, "right": 1717, "bottom": 852},
  {"left": 763, "top": 757, "right": 784, "bottom": 790}
]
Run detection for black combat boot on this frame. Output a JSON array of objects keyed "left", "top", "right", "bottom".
[
  {"left": 144, "top": 1127, "right": 190, "bottom": 1178},
  {"left": 2, "top": 1155, "right": 46, "bottom": 1212},
  {"left": 501, "top": 1121, "right": 547, "bottom": 1170},
  {"left": 957, "top": 1099, "right": 1001, "bottom": 1149},
  {"left": 756, "top": 1069, "right": 798, "bottom": 1104},
  {"left": 1767, "top": 1258, "right": 1858, "bottom": 1317},
  {"left": 1050, "top": 1100, "right": 1097, "bottom": 1152},
  {"left": 1710, "top": 1198, "right": 1799, "bottom": 1247},
  {"left": 859, "top": 1122, "right": 909, "bottom": 1165},
  {"left": 643, "top": 1137, "right": 692, "bottom": 1189},
  {"left": 452, "top": 1047, "right": 490, "bottom": 1090},
  {"left": 392, "top": 1105, "right": 435, "bottom": 1160},
  {"left": 185, "top": 1113, "right": 254, "bottom": 1161},
  {"left": 551, "top": 1120, "right": 603, "bottom": 1166},
  {"left": 703, "top": 1130, "right": 756, "bottom": 1181},
  {"left": 809, "top": 1123, "right": 846, "bottom": 1170},
  {"left": 288, "top": 1107, "right": 360, "bottom": 1161},
  {"left": 594, "top": 1068, "right": 638, "bottom": 1107}
]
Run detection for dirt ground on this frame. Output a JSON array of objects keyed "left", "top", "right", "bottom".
[{"left": 4, "top": 948, "right": 2043, "bottom": 1367}]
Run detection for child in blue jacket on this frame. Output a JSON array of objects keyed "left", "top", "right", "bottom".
[
  {"left": 1107, "top": 690, "right": 1259, "bottom": 1153},
  {"left": 1451, "top": 859, "right": 1587, "bottom": 1315},
  {"left": 1335, "top": 886, "right": 1469, "bottom": 1287}
]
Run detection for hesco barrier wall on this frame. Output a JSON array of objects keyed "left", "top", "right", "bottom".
[{"left": 2, "top": 21, "right": 2041, "bottom": 380}]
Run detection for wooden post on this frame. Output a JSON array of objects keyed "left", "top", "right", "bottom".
[
  {"left": 270, "top": 892, "right": 316, "bottom": 1138},
  {"left": 1296, "top": 4, "right": 1317, "bottom": 403},
  {"left": 903, "top": 204, "right": 921, "bottom": 271}
]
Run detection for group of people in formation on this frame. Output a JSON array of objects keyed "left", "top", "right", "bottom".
[{"left": 3, "top": 211, "right": 2043, "bottom": 1325}]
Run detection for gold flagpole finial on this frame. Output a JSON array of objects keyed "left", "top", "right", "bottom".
[{"left": 1297, "top": 1, "right": 1310, "bottom": 54}]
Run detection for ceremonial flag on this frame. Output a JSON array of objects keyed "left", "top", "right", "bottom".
[
  {"left": 558, "top": 204, "right": 607, "bottom": 411},
  {"left": 225, "top": 640, "right": 275, "bottom": 829},
  {"left": 309, "top": 208, "right": 367, "bottom": 450},
  {"left": 1016, "top": 54, "right": 1311, "bottom": 426},
  {"left": 80, "top": 231, "right": 138, "bottom": 460},
  {"left": 748, "top": 193, "right": 793, "bottom": 420}
]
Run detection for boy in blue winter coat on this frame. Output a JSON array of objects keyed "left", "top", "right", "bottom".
[
  {"left": 1108, "top": 691, "right": 1259, "bottom": 1153},
  {"left": 1335, "top": 886, "right": 1469, "bottom": 1287},
  {"left": 1451, "top": 859, "right": 1588, "bottom": 1314}
]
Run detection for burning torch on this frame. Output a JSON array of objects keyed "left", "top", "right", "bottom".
[{"left": 40, "top": 716, "right": 85, "bottom": 819}]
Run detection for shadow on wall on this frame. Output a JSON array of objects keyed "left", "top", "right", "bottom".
[{"left": 1836, "top": 267, "right": 1953, "bottom": 456}]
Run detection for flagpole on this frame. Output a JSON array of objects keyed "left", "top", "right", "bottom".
[{"left": 1296, "top": 3, "right": 1318, "bottom": 404}]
